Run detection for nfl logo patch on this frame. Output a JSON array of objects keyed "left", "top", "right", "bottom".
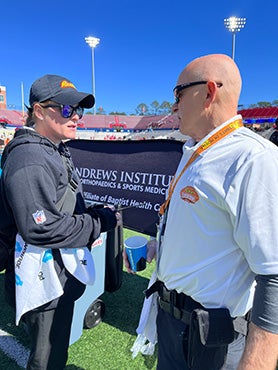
[{"left": 32, "top": 210, "right": 47, "bottom": 225}]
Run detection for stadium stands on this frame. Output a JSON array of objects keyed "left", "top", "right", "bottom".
[
  {"left": 238, "top": 107, "right": 278, "bottom": 122},
  {"left": 0, "top": 107, "right": 277, "bottom": 141}
]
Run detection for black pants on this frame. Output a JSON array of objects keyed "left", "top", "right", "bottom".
[
  {"left": 156, "top": 306, "right": 230, "bottom": 370},
  {"left": 23, "top": 302, "right": 74, "bottom": 370}
]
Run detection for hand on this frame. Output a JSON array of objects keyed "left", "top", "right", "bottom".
[
  {"left": 115, "top": 212, "right": 122, "bottom": 227},
  {"left": 123, "top": 248, "right": 136, "bottom": 274},
  {"left": 123, "top": 237, "right": 157, "bottom": 274},
  {"left": 103, "top": 205, "right": 122, "bottom": 228},
  {"left": 147, "top": 238, "right": 157, "bottom": 263}
]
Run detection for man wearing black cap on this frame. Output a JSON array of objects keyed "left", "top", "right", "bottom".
[{"left": 0, "top": 74, "right": 121, "bottom": 369}]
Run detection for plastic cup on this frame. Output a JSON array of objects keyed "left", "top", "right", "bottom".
[{"left": 124, "top": 236, "right": 147, "bottom": 272}]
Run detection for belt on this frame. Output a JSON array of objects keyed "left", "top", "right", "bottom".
[
  {"left": 145, "top": 280, "right": 202, "bottom": 324},
  {"left": 145, "top": 280, "right": 249, "bottom": 335},
  {"left": 158, "top": 298, "right": 192, "bottom": 324}
]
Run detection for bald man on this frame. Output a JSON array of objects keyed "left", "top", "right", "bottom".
[{"left": 128, "top": 54, "right": 278, "bottom": 369}]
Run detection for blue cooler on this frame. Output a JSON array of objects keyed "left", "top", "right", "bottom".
[{"left": 70, "top": 223, "right": 123, "bottom": 345}]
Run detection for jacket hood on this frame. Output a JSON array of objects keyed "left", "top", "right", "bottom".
[{"left": 1, "top": 128, "right": 58, "bottom": 169}]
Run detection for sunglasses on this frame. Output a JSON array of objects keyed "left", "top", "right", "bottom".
[
  {"left": 41, "top": 104, "right": 84, "bottom": 119},
  {"left": 173, "top": 81, "right": 223, "bottom": 103}
]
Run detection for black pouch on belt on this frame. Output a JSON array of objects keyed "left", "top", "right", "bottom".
[{"left": 187, "top": 308, "right": 234, "bottom": 369}]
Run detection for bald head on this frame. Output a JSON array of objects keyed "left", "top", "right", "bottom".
[
  {"left": 173, "top": 54, "right": 242, "bottom": 140},
  {"left": 180, "top": 54, "right": 242, "bottom": 111}
]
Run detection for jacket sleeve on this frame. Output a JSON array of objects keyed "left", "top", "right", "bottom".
[
  {"left": 5, "top": 162, "right": 115, "bottom": 249},
  {"left": 87, "top": 205, "right": 117, "bottom": 233}
]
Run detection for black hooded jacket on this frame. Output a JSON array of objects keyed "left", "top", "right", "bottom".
[{"left": 0, "top": 128, "right": 117, "bottom": 310}]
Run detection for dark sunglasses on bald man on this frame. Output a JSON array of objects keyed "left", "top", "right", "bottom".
[
  {"left": 173, "top": 81, "right": 223, "bottom": 103},
  {"left": 41, "top": 103, "right": 84, "bottom": 119}
]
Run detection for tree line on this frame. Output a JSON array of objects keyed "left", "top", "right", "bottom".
[
  {"left": 88, "top": 100, "right": 173, "bottom": 116},
  {"left": 85, "top": 99, "right": 278, "bottom": 116}
]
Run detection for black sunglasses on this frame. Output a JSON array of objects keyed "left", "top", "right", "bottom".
[
  {"left": 173, "top": 81, "right": 223, "bottom": 103},
  {"left": 41, "top": 104, "right": 84, "bottom": 119}
]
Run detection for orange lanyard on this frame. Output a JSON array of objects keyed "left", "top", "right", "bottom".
[{"left": 159, "top": 119, "right": 243, "bottom": 215}]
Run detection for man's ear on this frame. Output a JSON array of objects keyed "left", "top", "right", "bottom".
[{"left": 204, "top": 81, "right": 217, "bottom": 108}]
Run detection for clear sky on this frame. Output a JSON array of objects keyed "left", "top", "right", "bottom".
[{"left": 1, "top": 0, "right": 277, "bottom": 115}]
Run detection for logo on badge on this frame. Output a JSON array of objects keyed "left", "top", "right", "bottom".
[
  {"left": 180, "top": 186, "right": 199, "bottom": 204},
  {"left": 32, "top": 210, "right": 47, "bottom": 224}
]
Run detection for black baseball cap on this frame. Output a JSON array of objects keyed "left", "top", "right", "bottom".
[{"left": 29, "top": 74, "right": 95, "bottom": 108}]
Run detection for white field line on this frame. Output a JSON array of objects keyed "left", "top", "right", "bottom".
[{"left": 0, "top": 328, "right": 29, "bottom": 368}]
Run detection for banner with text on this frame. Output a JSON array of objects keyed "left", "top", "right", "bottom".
[{"left": 67, "top": 139, "right": 183, "bottom": 237}]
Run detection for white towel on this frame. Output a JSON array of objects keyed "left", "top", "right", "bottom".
[
  {"left": 60, "top": 247, "right": 95, "bottom": 285},
  {"left": 130, "top": 270, "right": 158, "bottom": 358},
  {"left": 14, "top": 234, "right": 95, "bottom": 325}
]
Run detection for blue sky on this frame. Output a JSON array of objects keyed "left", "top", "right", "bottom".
[{"left": 1, "top": 0, "right": 277, "bottom": 115}]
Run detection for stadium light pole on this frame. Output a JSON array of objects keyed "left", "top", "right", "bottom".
[
  {"left": 224, "top": 17, "right": 246, "bottom": 60},
  {"left": 85, "top": 36, "right": 100, "bottom": 115},
  {"left": 21, "top": 81, "right": 25, "bottom": 118}
]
